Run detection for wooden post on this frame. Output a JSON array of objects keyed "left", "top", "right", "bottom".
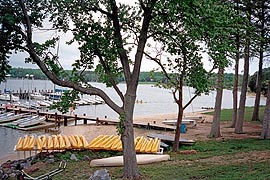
[
  {"left": 55, "top": 112, "right": 58, "bottom": 127},
  {"left": 96, "top": 117, "right": 99, "bottom": 125},
  {"left": 37, "top": 110, "right": 39, "bottom": 116},
  {"left": 83, "top": 114, "right": 87, "bottom": 124},
  {"left": 75, "top": 114, "right": 77, "bottom": 126},
  {"left": 64, "top": 116, "right": 67, "bottom": 126}
]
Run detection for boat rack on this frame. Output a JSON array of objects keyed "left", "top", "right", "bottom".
[{"left": 19, "top": 161, "right": 66, "bottom": 180}]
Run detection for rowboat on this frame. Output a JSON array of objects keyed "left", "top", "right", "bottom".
[
  {"left": 18, "top": 116, "right": 46, "bottom": 128},
  {"left": 162, "top": 119, "right": 197, "bottom": 126},
  {"left": 147, "top": 133, "right": 195, "bottom": 145},
  {"left": 7, "top": 115, "right": 39, "bottom": 126},
  {"left": 0, "top": 113, "right": 29, "bottom": 123},
  {"left": 0, "top": 112, "right": 14, "bottom": 118},
  {"left": 90, "top": 154, "right": 170, "bottom": 167}
]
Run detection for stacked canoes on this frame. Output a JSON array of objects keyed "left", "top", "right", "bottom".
[
  {"left": 15, "top": 135, "right": 161, "bottom": 154},
  {"left": 15, "top": 135, "right": 89, "bottom": 151},
  {"left": 88, "top": 135, "right": 160, "bottom": 154}
]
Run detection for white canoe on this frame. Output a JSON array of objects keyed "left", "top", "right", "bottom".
[{"left": 90, "top": 154, "right": 170, "bottom": 167}]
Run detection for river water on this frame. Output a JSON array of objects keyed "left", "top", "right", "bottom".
[{"left": 0, "top": 79, "right": 266, "bottom": 159}]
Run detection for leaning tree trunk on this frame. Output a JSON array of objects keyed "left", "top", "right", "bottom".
[
  {"left": 235, "top": 41, "right": 249, "bottom": 133},
  {"left": 252, "top": 49, "right": 263, "bottom": 121},
  {"left": 232, "top": 34, "right": 240, "bottom": 128},
  {"left": 173, "top": 81, "right": 184, "bottom": 152},
  {"left": 260, "top": 77, "right": 270, "bottom": 139},
  {"left": 122, "top": 89, "right": 139, "bottom": 178},
  {"left": 210, "top": 67, "right": 224, "bottom": 137}
]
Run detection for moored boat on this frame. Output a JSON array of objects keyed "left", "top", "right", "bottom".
[
  {"left": 0, "top": 113, "right": 29, "bottom": 124},
  {"left": 0, "top": 93, "right": 20, "bottom": 102},
  {"left": 18, "top": 116, "right": 46, "bottom": 128}
]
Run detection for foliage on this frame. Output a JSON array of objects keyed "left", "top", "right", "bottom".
[
  {"left": 117, "top": 113, "right": 125, "bottom": 135},
  {"left": 49, "top": 90, "right": 79, "bottom": 113},
  {"left": 249, "top": 67, "right": 270, "bottom": 95}
]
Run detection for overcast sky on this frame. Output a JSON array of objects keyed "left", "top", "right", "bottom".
[{"left": 9, "top": 1, "right": 265, "bottom": 75}]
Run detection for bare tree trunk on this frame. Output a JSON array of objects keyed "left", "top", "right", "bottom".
[
  {"left": 252, "top": 49, "right": 263, "bottom": 121},
  {"left": 235, "top": 41, "right": 250, "bottom": 133},
  {"left": 252, "top": 1, "right": 265, "bottom": 121},
  {"left": 235, "top": 2, "right": 251, "bottom": 134},
  {"left": 122, "top": 89, "right": 139, "bottom": 178},
  {"left": 210, "top": 67, "right": 224, "bottom": 137},
  {"left": 260, "top": 77, "right": 270, "bottom": 139},
  {"left": 173, "top": 81, "right": 183, "bottom": 152},
  {"left": 232, "top": 34, "right": 240, "bottom": 128}
]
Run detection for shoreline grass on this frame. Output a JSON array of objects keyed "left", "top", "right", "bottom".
[{"left": 203, "top": 106, "right": 265, "bottom": 122}]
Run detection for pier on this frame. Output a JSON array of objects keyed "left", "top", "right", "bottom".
[{"left": 0, "top": 107, "right": 176, "bottom": 132}]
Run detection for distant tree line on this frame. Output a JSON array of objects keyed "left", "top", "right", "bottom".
[{"left": 9, "top": 68, "right": 241, "bottom": 88}]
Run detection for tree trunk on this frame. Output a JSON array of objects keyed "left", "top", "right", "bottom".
[
  {"left": 232, "top": 34, "right": 240, "bottom": 128},
  {"left": 235, "top": 39, "right": 250, "bottom": 134},
  {"left": 122, "top": 89, "right": 139, "bottom": 178},
  {"left": 210, "top": 67, "right": 224, "bottom": 137},
  {"left": 235, "top": 2, "right": 251, "bottom": 134},
  {"left": 251, "top": 49, "right": 263, "bottom": 121},
  {"left": 252, "top": 2, "right": 265, "bottom": 121},
  {"left": 173, "top": 80, "right": 183, "bottom": 152},
  {"left": 260, "top": 77, "right": 270, "bottom": 139}
]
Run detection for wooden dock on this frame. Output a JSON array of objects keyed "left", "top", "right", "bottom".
[{"left": 0, "top": 106, "right": 176, "bottom": 132}]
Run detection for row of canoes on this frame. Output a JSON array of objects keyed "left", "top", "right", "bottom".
[
  {"left": 88, "top": 135, "right": 161, "bottom": 154},
  {"left": 16, "top": 134, "right": 89, "bottom": 151},
  {"left": 15, "top": 135, "right": 161, "bottom": 154}
]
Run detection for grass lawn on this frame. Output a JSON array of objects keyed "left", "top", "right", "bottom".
[
  {"left": 203, "top": 106, "right": 265, "bottom": 122},
  {"left": 28, "top": 138, "right": 270, "bottom": 180}
]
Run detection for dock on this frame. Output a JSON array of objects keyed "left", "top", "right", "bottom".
[{"left": 0, "top": 106, "right": 176, "bottom": 132}]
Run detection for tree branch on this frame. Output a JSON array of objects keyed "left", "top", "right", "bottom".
[
  {"left": 95, "top": 50, "right": 125, "bottom": 103},
  {"left": 19, "top": 0, "right": 123, "bottom": 114},
  {"left": 109, "top": 0, "right": 131, "bottom": 81}
]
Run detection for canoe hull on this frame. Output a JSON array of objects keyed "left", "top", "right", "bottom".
[{"left": 90, "top": 154, "right": 170, "bottom": 167}]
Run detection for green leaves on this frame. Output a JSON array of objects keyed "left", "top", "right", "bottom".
[{"left": 49, "top": 90, "right": 79, "bottom": 114}]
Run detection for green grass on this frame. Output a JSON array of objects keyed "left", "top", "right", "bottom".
[
  {"left": 27, "top": 138, "right": 270, "bottom": 180},
  {"left": 204, "top": 106, "right": 265, "bottom": 121}
]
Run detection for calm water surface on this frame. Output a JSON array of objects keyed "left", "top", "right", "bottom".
[{"left": 0, "top": 79, "right": 266, "bottom": 159}]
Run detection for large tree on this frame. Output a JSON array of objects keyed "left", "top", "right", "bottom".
[
  {"left": 1, "top": 0, "right": 162, "bottom": 178},
  {"left": 235, "top": 0, "right": 253, "bottom": 134},
  {"left": 251, "top": 0, "right": 270, "bottom": 121},
  {"left": 147, "top": 0, "right": 235, "bottom": 147}
]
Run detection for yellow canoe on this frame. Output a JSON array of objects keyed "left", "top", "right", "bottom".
[
  {"left": 63, "top": 135, "right": 71, "bottom": 149},
  {"left": 16, "top": 137, "right": 24, "bottom": 151}
]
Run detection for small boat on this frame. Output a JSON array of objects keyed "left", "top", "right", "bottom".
[
  {"left": 0, "top": 113, "right": 29, "bottom": 124},
  {"left": 0, "top": 112, "right": 14, "bottom": 118},
  {"left": 0, "top": 94, "right": 20, "bottom": 102},
  {"left": 30, "top": 92, "right": 45, "bottom": 100},
  {"left": 147, "top": 133, "right": 195, "bottom": 145},
  {"left": 8, "top": 115, "right": 39, "bottom": 126},
  {"left": 162, "top": 119, "right": 197, "bottom": 126},
  {"left": 90, "top": 154, "right": 170, "bottom": 167},
  {"left": 37, "top": 100, "right": 51, "bottom": 107},
  {"left": 18, "top": 116, "right": 46, "bottom": 128}
]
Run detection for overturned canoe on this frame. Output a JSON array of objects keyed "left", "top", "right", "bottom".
[{"left": 90, "top": 154, "right": 170, "bottom": 167}]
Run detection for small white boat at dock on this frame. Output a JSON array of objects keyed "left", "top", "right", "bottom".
[
  {"left": 18, "top": 116, "right": 46, "bottom": 128},
  {"left": 0, "top": 94, "right": 20, "bottom": 102}
]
